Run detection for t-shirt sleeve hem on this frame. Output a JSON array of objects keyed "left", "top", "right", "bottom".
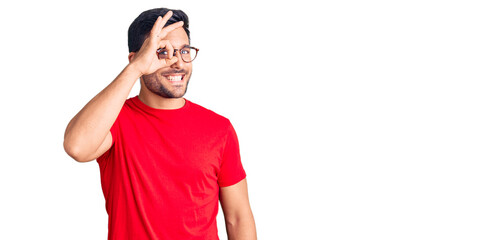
[{"left": 218, "top": 173, "right": 247, "bottom": 188}]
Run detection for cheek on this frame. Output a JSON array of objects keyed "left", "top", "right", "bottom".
[
  {"left": 185, "top": 65, "right": 193, "bottom": 75},
  {"left": 142, "top": 74, "right": 153, "bottom": 83},
  {"left": 142, "top": 73, "right": 160, "bottom": 86}
]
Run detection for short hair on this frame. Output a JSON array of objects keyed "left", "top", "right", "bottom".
[{"left": 128, "top": 8, "right": 190, "bottom": 53}]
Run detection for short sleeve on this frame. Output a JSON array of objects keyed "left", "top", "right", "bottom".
[
  {"left": 217, "top": 122, "right": 247, "bottom": 187},
  {"left": 96, "top": 108, "right": 121, "bottom": 164}
]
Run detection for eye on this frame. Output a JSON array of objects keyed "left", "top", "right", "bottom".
[
  {"left": 157, "top": 48, "right": 169, "bottom": 59},
  {"left": 180, "top": 48, "right": 190, "bottom": 54}
]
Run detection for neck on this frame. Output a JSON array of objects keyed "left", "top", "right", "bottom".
[{"left": 138, "top": 88, "right": 186, "bottom": 110}]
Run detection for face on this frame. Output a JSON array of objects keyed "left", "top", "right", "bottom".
[{"left": 141, "top": 28, "right": 192, "bottom": 99}]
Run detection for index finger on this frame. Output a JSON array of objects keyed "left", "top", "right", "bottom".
[
  {"left": 158, "top": 21, "right": 184, "bottom": 39},
  {"left": 151, "top": 11, "right": 173, "bottom": 35}
]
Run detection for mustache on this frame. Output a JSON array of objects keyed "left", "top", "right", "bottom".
[{"left": 160, "top": 69, "right": 186, "bottom": 75}]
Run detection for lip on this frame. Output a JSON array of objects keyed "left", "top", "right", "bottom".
[
  {"left": 160, "top": 68, "right": 186, "bottom": 75},
  {"left": 161, "top": 73, "right": 185, "bottom": 83}
]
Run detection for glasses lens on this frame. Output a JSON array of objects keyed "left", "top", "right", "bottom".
[
  {"left": 181, "top": 47, "right": 197, "bottom": 62},
  {"left": 157, "top": 49, "right": 169, "bottom": 59}
]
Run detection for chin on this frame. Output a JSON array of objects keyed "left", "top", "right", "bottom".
[
  {"left": 157, "top": 84, "right": 188, "bottom": 99},
  {"left": 143, "top": 74, "right": 190, "bottom": 99}
]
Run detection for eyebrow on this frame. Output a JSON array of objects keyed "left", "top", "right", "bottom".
[{"left": 172, "top": 44, "right": 190, "bottom": 49}]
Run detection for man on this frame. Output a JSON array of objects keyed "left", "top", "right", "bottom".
[{"left": 63, "top": 8, "right": 256, "bottom": 240}]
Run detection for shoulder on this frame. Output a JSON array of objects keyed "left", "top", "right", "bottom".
[
  {"left": 187, "top": 100, "right": 233, "bottom": 128},
  {"left": 120, "top": 97, "right": 137, "bottom": 113}
]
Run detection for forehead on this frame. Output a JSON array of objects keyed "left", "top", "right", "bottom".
[{"left": 165, "top": 28, "right": 190, "bottom": 48}]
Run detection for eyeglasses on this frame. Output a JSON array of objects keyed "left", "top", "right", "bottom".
[{"left": 156, "top": 46, "right": 199, "bottom": 63}]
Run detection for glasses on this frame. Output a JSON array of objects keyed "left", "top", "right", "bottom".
[{"left": 156, "top": 46, "right": 199, "bottom": 63}]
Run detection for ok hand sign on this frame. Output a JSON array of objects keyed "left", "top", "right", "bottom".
[{"left": 129, "top": 11, "right": 184, "bottom": 76}]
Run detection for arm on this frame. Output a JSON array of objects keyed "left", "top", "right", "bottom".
[
  {"left": 63, "top": 11, "right": 183, "bottom": 162},
  {"left": 63, "top": 65, "right": 141, "bottom": 162},
  {"left": 220, "top": 178, "right": 257, "bottom": 240}
]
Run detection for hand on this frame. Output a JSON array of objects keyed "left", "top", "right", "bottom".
[{"left": 129, "top": 11, "right": 184, "bottom": 76}]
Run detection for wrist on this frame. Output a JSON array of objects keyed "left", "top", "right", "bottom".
[{"left": 125, "top": 63, "right": 144, "bottom": 79}]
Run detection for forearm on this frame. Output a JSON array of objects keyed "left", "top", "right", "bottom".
[
  {"left": 64, "top": 64, "right": 141, "bottom": 160},
  {"left": 225, "top": 214, "right": 257, "bottom": 240}
]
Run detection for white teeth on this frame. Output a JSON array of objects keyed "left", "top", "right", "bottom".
[{"left": 166, "top": 75, "right": 182, "bottom": 81}]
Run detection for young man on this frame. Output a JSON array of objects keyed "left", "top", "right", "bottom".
[{"left": 64, "top": 8, "right": 256, "bottom": 240}]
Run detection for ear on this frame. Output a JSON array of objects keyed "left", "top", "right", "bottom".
[{"left": 128, "top": 52, "right": 136, "bottom": 63}]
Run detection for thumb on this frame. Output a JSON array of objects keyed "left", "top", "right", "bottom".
[{"left": 165, "top": 56, "right": 179, "bottom": 65}]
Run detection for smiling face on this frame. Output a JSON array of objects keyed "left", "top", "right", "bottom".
[{"left": 141, "top": 28, "right": 192, "bottom": 99}]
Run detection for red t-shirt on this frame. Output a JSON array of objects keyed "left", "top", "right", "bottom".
[{"left": 97, "top": 96, "right": 246, "bottom": 240}]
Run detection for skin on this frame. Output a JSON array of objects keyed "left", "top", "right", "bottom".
[
  {"left": 63, "top": 11, "right": 256, "bottom": 239},
  {"left": 64, "top": 12, "right": 184, "bottom": 162},
  {"left": 129, "top": 27, "right": 193, "bottom": 109},
  {"left": 220, "top": 179, "right": 258, "bottom": 240}
]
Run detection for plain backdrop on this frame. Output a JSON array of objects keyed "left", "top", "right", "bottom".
[{"left": 0, "top": 0, "right": 502, "bottom": 239}]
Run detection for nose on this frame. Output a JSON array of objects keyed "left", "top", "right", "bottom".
[{"left": 170, "top": 50, "right": 184, "bottom": 69}]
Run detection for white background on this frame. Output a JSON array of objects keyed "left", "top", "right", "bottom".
[{"left": 0, "top": 0, "right": 502, "bottom": 239}]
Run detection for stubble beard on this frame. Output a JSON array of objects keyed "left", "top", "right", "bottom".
[{"left": 142, "top": 72, "right": 191, "bottom": 99}]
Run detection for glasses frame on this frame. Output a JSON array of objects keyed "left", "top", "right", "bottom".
[{"left": 156, "top": 46, "right": 199, "bottom": 63}]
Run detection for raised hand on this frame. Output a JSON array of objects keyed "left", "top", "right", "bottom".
[
  {"left": 65, "top": 11, "right": 184, "bottom": 163},
  {"left": 129, "top": 11, "right": 184, "bottom": 76}
]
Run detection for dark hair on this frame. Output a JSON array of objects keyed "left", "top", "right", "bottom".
[{"left": 128, "top": 8, "right": 190, "bottom": 52}]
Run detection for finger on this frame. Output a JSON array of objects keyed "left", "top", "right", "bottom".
[
  {"left": 158, "top": 21, "right": 184, "bottom": 39},
  {"left": 152, "top": 11, "right": 173, "bottom": 35},
  {"left": 150, "top": 16, "right": 163, "bottom": 36},
  {"left": 159, "top": 40, "right": 174, "bottom": 59},
  {"left": 165, "top": 56, "right": 178, "bottom": 66},
  {"left": 158, "top": 11, "right": 174, "bottom": 32}
]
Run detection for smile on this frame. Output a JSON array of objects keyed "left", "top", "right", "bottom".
[{"left": 162, "top": 74, "right": 185, "bottom": 82}]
